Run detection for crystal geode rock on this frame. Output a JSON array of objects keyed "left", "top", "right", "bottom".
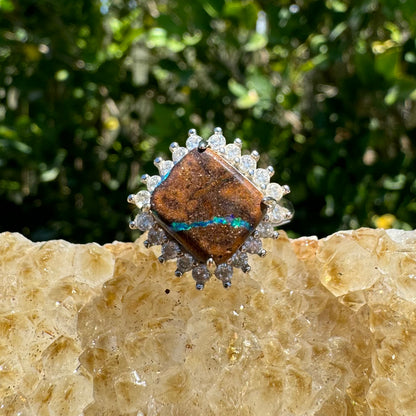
[{"left": 1, "top": 228, "right": 416, "bottom": 415}]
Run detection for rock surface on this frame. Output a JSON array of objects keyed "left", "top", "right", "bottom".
[{"left": 1, "top": 228, "right": 416, "bottom": 415}]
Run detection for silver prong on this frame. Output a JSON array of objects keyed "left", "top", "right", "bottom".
[
  {"left": 175, "top": 270, "right": 183, "bottom": 277},
  {"left": 154, "top": 156, "right": 163, "bottom": 167},
  {"left": 198, "top": 139, "right": 208, "bottom": 151},
  {"left": 223, "top": 281, "right": 231, "bottom": 289},
  {"left": 144, "top": 240, "right": 151, "bottom": 248},
  {"left": 196, "top": 282, "right": 205, "bottom": 290},
  {"left": 267, "top": 166, "right": 275, "bottom": 177},
  {"left": 206, "top": 257, "right": 216, "bottom": 273},
  {"left": 141, "top": 174, "right": 149, "bottom": 184},
  {"left": 214, "top": 126, "right": 222, "bottom": 134},
  {"left": 158, "top": 256, "right": 165, "bottom": 264},
  {"left": 234, "top": 138, "right": 242, "bottom": 148},
  {"left": 283, "top": 184, "right": 291, "bottom": 195},
  {"left": 233, "top": 157, "right": 240, "bottom": 165},
  {"left": 248, "top": 168, "right": 255, "bottom": 176},
  {"left": 129, "top": 220, "right": 137, "bottom": 229},
  {"left": 272, "top": 231, "right": 280, "bottom": 239},
  {"left": 242, "top": 264, "right": 251, "bottom": 273},
  {"left": 127, "top": 194, "right": 135, "bottom": 204},
  {"left": 251, "top": 150, "right": 260, "bottom": 161},
  {"left": 253, "top": 230, "right": 260, "bottom": 238},
  {"left": 258, "top": 249, "right": 267, "bottom": 257},
  {"left": 169, "top": 142, "right": 179, "bottom": 153},
  {"left": 188, "top": 128, "right": 197, "bottom": 136}
]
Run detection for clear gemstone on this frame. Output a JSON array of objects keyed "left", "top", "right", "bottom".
[
  {"left": 133, "top": 190, "right": 151, "bottom": 209},
  {"left": 161, "top": 241, "right": 181, "bottom": 260},
  {"left": 224, "top": 143, "right": 241, "bottom": 162},
  {"left": 241, "top": 236, "right": 262, "bottom": 254},
  {"left": 266, "top": 182, "right": 284, "bottom": 201},
  {"left": 158, "top": 160, "right": 174, "bottom": 177},
  {"left": 134, "top": 212, "right": 154, "bottom": 231},
  {"left": 214, "top": 263, "right": 233, "bottom": 282},
  {"left": 147, "top": 175, "right": 161, "bottom": 192},
  {"left": 239, "top": 155, "right": 256, "bottom": 173},
  {"left": 192, "top": 264, "right": 210, "bottom": 286},
  {"left": 176, "top": 253, "right": 194, "bottom": 273},
  {"left": 208, "top": 133, "right": 226, "bottom": 150},
  {"left": 230, "top": 250, "right": 248, "bottom": 268},
  {"left": 268, "top": 198, "right": 294, "bottom": 224},
  {"left": 147, "top": 227, "right": 166, "bottom": 245},
  {"left": 186, "top": 135, "right": 203, "bottom": 150},
  {"left": 172, "top": 147, "right": 188, "bottom": 163},
  {"left": 253, "top": 168, "right": 270, "bottom": 187},
  {"left": 255, "top": 222, "right": 275, "bottom": 238},
  {"left": 268, "top": 205, "right": 285, "bottom": 223}
]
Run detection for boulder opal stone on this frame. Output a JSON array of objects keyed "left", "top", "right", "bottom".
[{"left": 150, "top": 148, "right": 266, "bottom": 264}]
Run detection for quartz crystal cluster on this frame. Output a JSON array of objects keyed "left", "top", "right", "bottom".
[
  {"left": 128, "top": 127, "right": 293, "bottom": 289},
  {"left": 2, "top": 229, "right": 416, "bottom": 415}
]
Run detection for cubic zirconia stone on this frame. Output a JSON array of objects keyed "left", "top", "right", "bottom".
[
  {"left": 133, "top": 190, "right": 151, "bottom": 209},
  {"left": 172, "top": 147, "right": 188, "bottom": 163},
  {"left": 158, "top": 160, "right": 174, "bottom": 177},
  {"left": 266, "top": 182, "right": 284, "bottom": 201},
  {"left": 192, "top": 264, "right": 210, "bottom": 288},
  {"left": 214, "top": 263, "right": 233, "bottom": 282},
  {"left": 134, "top": 212, "right": 154, "bottom": 231},
  {"left": 176, "top": 253, "right": 194, "bottom": 273},
  {"left": 207, "top": 133, "right": 226, "bottom": 150},
  {"left": 253, "top": 168, "right": 270, "bottom": 188},
  {"left": 161, "top": 241, "right": 181, "bottom": 260},
  {"left": 230, "top": 250, "right": 248, "bottom": 268},
  {"left": 255, "top": 222, "right": 275, "bottom": 238},
  {"left": 186, "top": 135, "right": 203, "bottom": 150},
  {"left": 224, "top": 143, "right": 241, "bottom": 162},
  {"left": 269, "top": 205, "right": 285, "bottom": 223},
  {"left": 239, "top": 155, "right": 256, "bottom": 173},
  {"left": 147, "top": 175, "right": 161, "bottom": 192},
  {"left": 241, "top": 236, "right": 262, "bottom": 254},
  {"left": 147, "top": 227, "right": 166, "bottom": 245}
]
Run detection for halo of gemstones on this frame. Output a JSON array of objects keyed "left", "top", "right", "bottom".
[{"left": 128, "top": 127, "right": 293, "bottom": 290}]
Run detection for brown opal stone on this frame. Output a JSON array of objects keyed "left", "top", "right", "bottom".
[{"left": 150, "top": 148, "right": 266, "bottom": 264}]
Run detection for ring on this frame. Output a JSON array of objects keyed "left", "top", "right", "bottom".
[{"left": 128, "top": 127, "right": 293, "bottom": 289}]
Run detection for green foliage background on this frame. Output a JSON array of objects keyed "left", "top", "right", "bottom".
[{"left": 1, "top": 0, "right": 415, "bottom": 243}]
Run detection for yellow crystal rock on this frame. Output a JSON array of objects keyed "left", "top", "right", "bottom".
[{"left": 1, "top": 228, "right": 416, "bottom": 415}]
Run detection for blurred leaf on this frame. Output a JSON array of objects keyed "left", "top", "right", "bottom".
[
  {"left": 325, "top": 0, "right": 348, "bottom": 13},
  {"left": 147, "top": 27, "right": 167, "bottom": 48},
  {"left": 40, "top": 167, "right": 60, "bottom": 182},
  {"left": 235, "top": 90, "right": 259, "bottom": 109},
  {"left": 0, "top": 0, "right": 14, "bottom": 11},
  {"left": 223, "top": 1, "right": 258, "bottom": 28},
  {"left": 0, "top": 138, "right": 32, "bottom": 154},
  {"left": 244, "top": 33, "right": 268, "bottom": 52},
  {"left": 374, "top": 45, "right": 401, "bottom": 80},
  {"left": 228, "top": 79, "right": 247, "bottom": 97}
]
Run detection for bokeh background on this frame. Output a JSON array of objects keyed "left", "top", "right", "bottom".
[{"left": 1, "top": 0, "right": 415, "bottom": 244}]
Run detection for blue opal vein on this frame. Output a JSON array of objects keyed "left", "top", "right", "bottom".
[{"left": 170, "top": 216, "right": 252, "bottom": 232}]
